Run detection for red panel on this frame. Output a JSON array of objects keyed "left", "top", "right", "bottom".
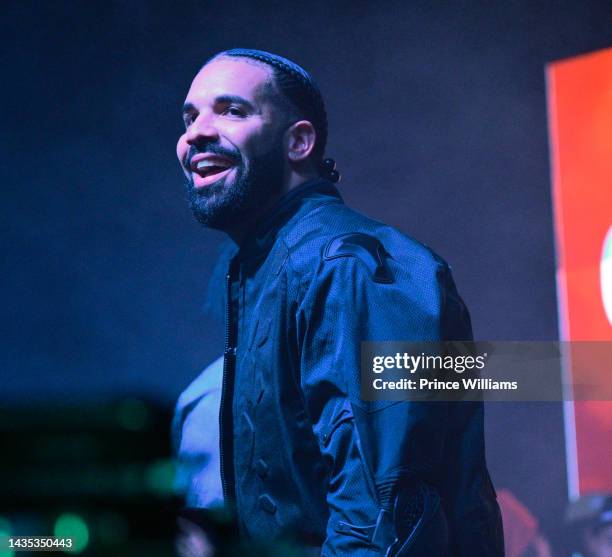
[{"left": 547, "top": 47, "right": 612, "bottom": 496}]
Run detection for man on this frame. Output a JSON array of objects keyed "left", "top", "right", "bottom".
[
  {"left": 173, "top": 48, "right": 504, "bottom": 556},
  {"left": 566, "top": 494, "right": 612, "bottom": 557}
]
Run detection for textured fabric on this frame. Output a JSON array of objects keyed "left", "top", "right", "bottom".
[{"left": 174, "top": 178, "right": 504, "bottom": 556}]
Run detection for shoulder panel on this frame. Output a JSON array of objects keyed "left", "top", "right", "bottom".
[{"left": 323, "top": 232, "right": 394, "bottom": 284}]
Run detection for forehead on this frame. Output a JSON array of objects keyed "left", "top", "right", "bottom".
[{"left": 185, "top": 57, "right": 274, "bottom": 105}]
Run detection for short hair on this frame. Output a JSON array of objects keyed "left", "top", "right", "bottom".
[{"left": 209, "top": 48, "right": 329, "bottom": 163}]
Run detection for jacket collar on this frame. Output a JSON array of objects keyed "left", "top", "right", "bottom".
[{"left": 232, "top": 178, "right": 343, "bottom": 261}]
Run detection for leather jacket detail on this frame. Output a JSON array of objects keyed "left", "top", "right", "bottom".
[{"left": 324, "top": 232, "right": 394, "bottom": 284}]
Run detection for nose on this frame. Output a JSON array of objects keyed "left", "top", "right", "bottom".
[{"left": 184, "top": 113, "right": 220, "bottom": 147}]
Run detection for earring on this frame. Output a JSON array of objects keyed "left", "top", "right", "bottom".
[{"left": 322, "top": 158, "right": 341, "bottom": 183}]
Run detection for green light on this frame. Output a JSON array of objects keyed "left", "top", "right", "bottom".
[
  {"left": 0, "top": 516, "right": 14, "bottom": 557},
  {"left": 0, "top": 518, "right": 11, "bottom": 534},
  {"left": 145, "top": 459, "right": 176, "bottom": 495},
  {"left": 116, "top": 398, "right": 150, "bottom": 431},
  {"left": 54, "top": 513, "right": 89, "bottom": 554},
  {"left": 0, "top": 516, "right": 11, "bottom": 536},
  {"left": 97, "top": 513, "right": 128, "bottom": 544}
]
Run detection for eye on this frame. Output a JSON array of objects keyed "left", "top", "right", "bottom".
[
  {"left": 183, "top": 113, "right": 196, "bottom": 127},
  {"left": 222, "top": 105, "right": 247, "bottom": 118}
]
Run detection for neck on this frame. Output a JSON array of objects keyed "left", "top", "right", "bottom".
[
  {"left": 286, "top": 168, "right": 318, "bottom": 192},
  {"left": 225, "top": 171, "right": 320, "bottom": 245}
]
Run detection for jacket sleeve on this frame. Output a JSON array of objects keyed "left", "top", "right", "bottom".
[{"left": 296, "top": 242, "right": 502, "bottom": 556}]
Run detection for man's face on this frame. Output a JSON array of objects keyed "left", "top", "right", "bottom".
[{"left": 176, "top": 57, "right": 287, "bottom": 230}]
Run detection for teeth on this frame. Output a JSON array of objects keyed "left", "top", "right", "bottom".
[{"left": 196, "top": 160, "right": 229, "bottom": 170}]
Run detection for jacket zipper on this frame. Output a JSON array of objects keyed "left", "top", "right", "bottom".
[{"left": 220, "top": 263, "right": 237, "bottom": 504}]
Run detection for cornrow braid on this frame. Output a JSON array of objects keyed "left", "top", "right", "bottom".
[{"left": 208, "top": 48, "right": 340, "bottom": 183}]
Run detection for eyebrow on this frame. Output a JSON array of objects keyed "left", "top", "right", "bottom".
[
  {"left": 182, "top": 95, "right": 257, "bottom": 116},
  {"left": 182, "top": 102, "right": 196, "bottom": 116}
]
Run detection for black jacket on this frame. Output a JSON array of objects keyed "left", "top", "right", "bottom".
[{"left": 198, "top": 179, "right": 503, "bottom": 556}]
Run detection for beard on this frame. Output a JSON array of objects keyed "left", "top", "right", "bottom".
[{"left": 185, "top": 140, "right": 285, "bottom": 232}]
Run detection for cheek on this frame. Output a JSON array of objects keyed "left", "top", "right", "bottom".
[{"left": 242, "top": 125, "right": 284, "bottom": 159}]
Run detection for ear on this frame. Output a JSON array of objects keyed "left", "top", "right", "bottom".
[{"left": 285, "top": 120, "right": 316, "bottom": 163}]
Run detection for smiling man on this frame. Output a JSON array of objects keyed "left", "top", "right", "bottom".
[
  {"left": 173, "top": 48, "right": 504, "bottom": 556},
  {"left": 177, "top": 52, "right": 326, "bottom": 235}
]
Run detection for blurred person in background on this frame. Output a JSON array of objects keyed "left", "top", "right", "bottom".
[
  {"left": 566, "top": 495, "right": 612, "bottom": 557},
  {"left": 497, "top": 489, "right": 553, "bottom": 557}
]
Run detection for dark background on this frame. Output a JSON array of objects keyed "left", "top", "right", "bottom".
[{"left": 2, "top": 0, "right": 611, "bottom": 552}]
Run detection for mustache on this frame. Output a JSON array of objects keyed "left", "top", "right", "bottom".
[{"left": 186, "top": 144, "right": 242, "bottom": 169}]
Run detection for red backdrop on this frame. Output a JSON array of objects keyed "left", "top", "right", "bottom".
[{"left": 547, "top": 47, "right": 612, "bottom": 496}]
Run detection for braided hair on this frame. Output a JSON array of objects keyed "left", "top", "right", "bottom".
[{"left": 208, "top": 48, "right": 340, "bottom": 183}]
